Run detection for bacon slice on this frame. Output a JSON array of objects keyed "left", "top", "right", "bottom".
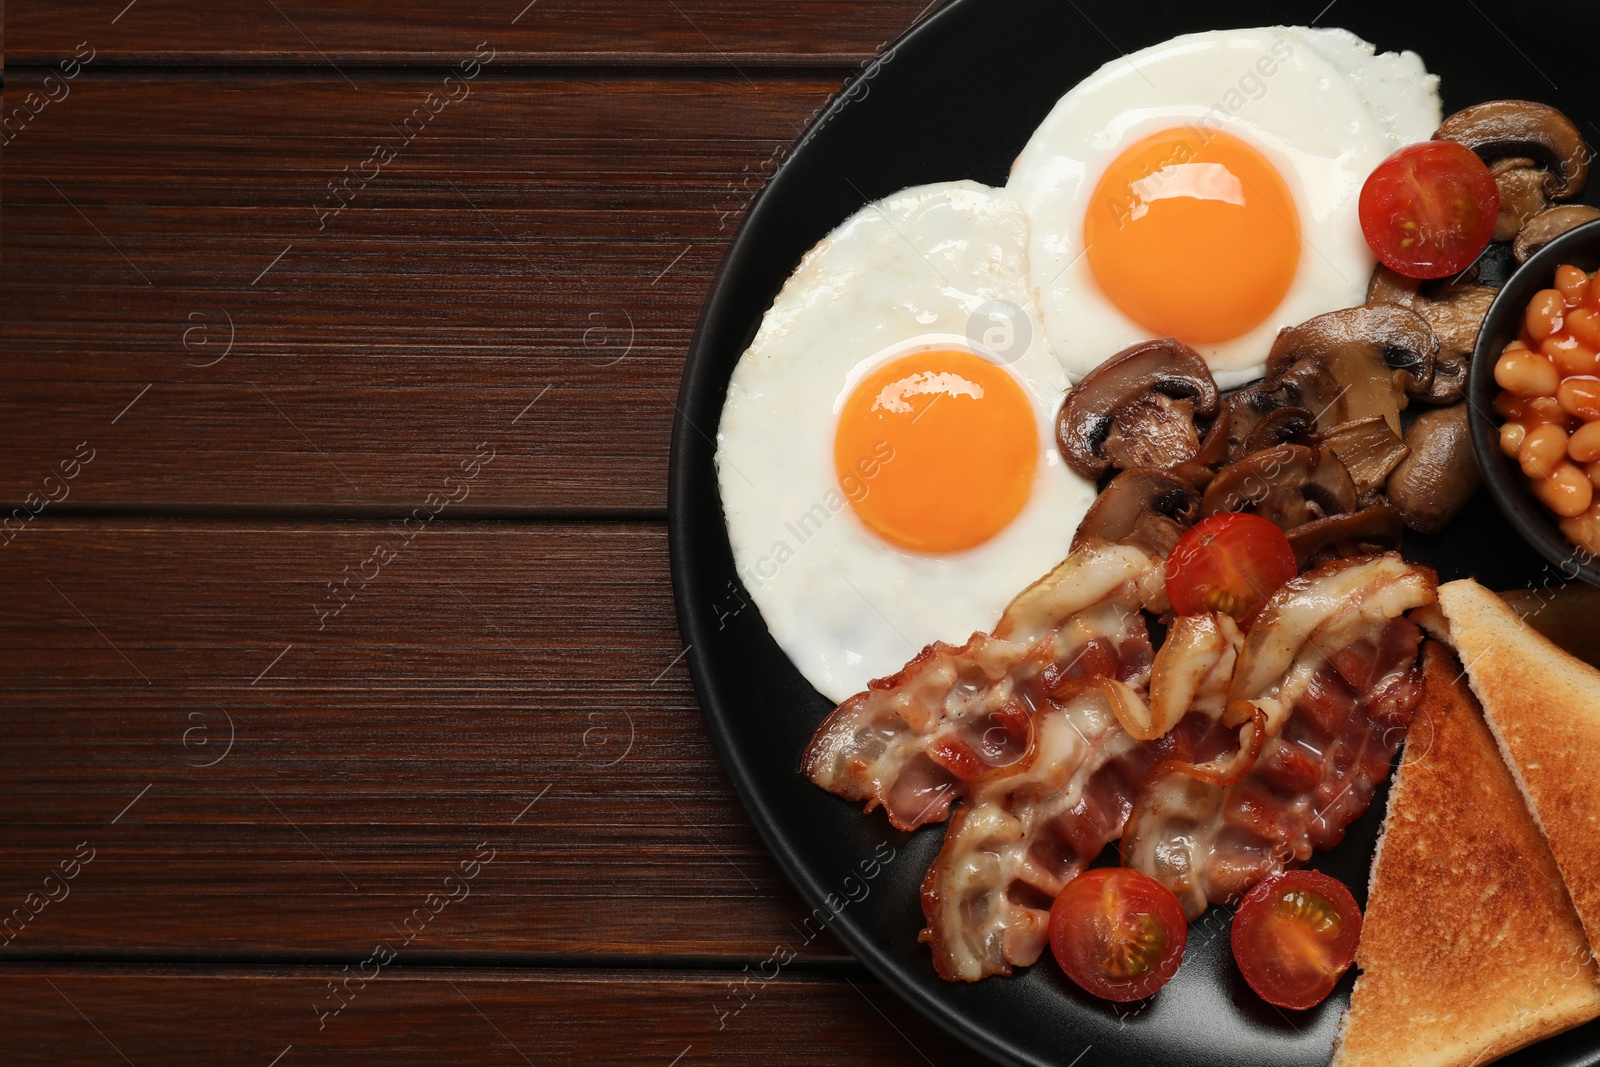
[
  {"left": 801, "top": 541, "right": 1160, "bottom": 830},
  {"left": 919, "top": 690, "right": 1242, "bottom": 981},
  {"left": 916, "top": 612, "right": 1247, "bottom": 982},
  {"left": 1122, "top": 554, "right": 1436, "bottom": 918}
]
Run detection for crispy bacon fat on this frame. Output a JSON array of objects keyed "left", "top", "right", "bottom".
[
  {"left": 1122, "top": 553, "right": 1435, "bottom": 918},
  {"left": 801, "top": 541, "right": 1436, "bottom": 982},
  {"left": 801, "top": 540, "right": 1161, "bottom": 830}
]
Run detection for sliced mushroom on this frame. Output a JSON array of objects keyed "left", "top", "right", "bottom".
[
  {"left": 1513, "top": 204, "right": 1600, "bottom": 263},
  {"left": 1284, "top": 506, "right": 1405, "bottom": 570},
  {"left": 1071, "top": 468, "right": 1199, "bottom": 556},
  {"left": 1271, "top": 357, "right": 1345, "bottom": 427},
  {"left": 1366, "top": 275, "right": 1498, "bottom": 405},
  {"left": 1198, "top": 444, "right": 1359, "bottom": 530},
  {"left": 1387, "top": 404, "right": 1481, "bottom": 534},
  {"left": 1241, "top": 406, "right": 1318, "bottom": 455},
  {"left": 1435, "top": 100, "right": 1590, "bottom": 201},
  {"left": 1266, "top": 304, "right": 1437, "bottom": 434},
  {"left": 1321, "top": 416, "right": 1410, "bottom": 496},
  {"left": 1366, "top": 266, "right": 1421, "bottom": 307},
  {"left": 1057, "top": 339, "right": 1220, "bottom": 480},
  {"left": 1489, "top": 156, "right": 1553, "bottom": 241},
  {"left": 1100, "top": 394, "right": 1200, "bottom": 473}
]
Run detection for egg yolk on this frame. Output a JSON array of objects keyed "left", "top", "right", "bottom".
[
  {"left": 834, "top": 349, "right": 1037, "bottom": 554},
  {"left": 1084, "top": 127, "right": 1301, "bottom": 344}
]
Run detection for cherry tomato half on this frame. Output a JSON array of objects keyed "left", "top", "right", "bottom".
[
  {"left": 1164, "top": 513, "right": 1298, "bottom": 625},
  {"left": 1358, "top": 140, "right": 1499, "bottom": 280},
  {"left": 1049, "top": 867, "right": 1188, "bottom": 1002},
  {"left": 1231, "top": 870, "right": 1362, "bottom": 1011}
]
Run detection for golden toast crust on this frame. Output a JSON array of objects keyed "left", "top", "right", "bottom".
[
  {"left": 1332, "top": 643, "right": 1600, "bottom": 1067},
  {"left": 1440, "top": 579, "right": 1600, "bottom": 955}
]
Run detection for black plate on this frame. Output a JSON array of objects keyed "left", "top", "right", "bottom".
[{"left": 669, "top": 2, "right": 1600, "bottom": 1064}]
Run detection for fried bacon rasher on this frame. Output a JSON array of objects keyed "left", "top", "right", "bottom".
[{"left": 801, "top": 541, "right": 1436, "bottom": 982}]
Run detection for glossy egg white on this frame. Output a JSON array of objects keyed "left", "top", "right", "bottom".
[
  {"left": 1007, "top": 26, "right": 1442, "bottom": 389},
  {"left": 716, "top": 181, "right": 1097, "bottom": 703}
]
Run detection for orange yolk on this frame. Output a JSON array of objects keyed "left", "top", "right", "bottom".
[
  {"left": 834, "top": 349, "right": 1036, "bottom": 554},
  {"left": 1085, "top": 127, "right": 1301, "bottom": 344}
]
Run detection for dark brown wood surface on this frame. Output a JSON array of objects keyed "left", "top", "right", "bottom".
[{"left": 0, "top": 2, "right": 973, "bottom": 1062}]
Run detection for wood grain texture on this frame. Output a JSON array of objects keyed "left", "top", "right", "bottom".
[
  {"left": 0, "top": 520, "right": 848, "bottom": 960},
  {"left": 7, "top": 0, "right": 935, "bottom": 67},
  {"left": 1, "top": 70, "right": 841, "bottom": 511},
  {"left": 0, "top": 965, "right": 989, "bottom": 1066}
]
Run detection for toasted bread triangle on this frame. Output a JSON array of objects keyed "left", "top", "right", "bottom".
[
  {"left": 1440, "top": 578, "right": 1600, "bottom": 955},
  {"left": 1331, "top": 644, "right": 1600, "bottom": 1067}
]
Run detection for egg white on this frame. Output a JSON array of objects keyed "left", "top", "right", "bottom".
[
  {"left": 1007, "top": 26, "right": 1441, "bottom": 389},
  {"left": 716, "top": 180, "right": 1097, "bottom": 703}
]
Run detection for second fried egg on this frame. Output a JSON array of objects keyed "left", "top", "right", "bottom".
[
  {"left": 1008, "top": 26, "right": 1441, "bottom": 388},
  {"left": 717, "top": 181, "right": 1096, "bottom": 702}
]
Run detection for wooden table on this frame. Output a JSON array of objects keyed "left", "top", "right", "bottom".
[{"left": 0, "top": 2, "right": 990, "bottom": 1061}]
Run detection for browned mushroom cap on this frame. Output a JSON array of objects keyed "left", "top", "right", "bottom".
[
  {"left": 1489, "top": 157, "right": 1551, "bottom": 242},
  {"left": 1241, "top": 406, "right": 1318, "bottom": 455},
  {"left": 1366, "top": 265, "right": 1421, "bottom": 307},
  {"left": 1070, "top": 468, "right": 1199, "bottom": 555},
  {"left": 1266, "top": 304, "right": 1437, "bottom": 434},
  {"left": 1056, "top": 338, "right": 1220, "bottom": 480},
  {"left": 1321, "top": 416, "right": 1409, "bottom": 496},
  {"left": 1284, "top": 506, "right": 1404, "bottom": 570},
  {"left": 1198, "top": 444, "right": 1359, "bottom": 530},
  {"left": 1435, "top": 100, "right": 1590, "bottom": 201},
  {"left": 1387, "top": 403, "right": 1481, "bottom": 534},
  {"left": 1365, "top": 276, "right": 1497, "bottom": 405},
  {"left": 1513, "top": 204, "right": 1600, "bottom": 263}
]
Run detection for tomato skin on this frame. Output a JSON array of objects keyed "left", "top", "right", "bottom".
[
  {"left": 1359, "top": 141, "right": 1499, "bottom": 280},
  {"left": 1165, "top": 513, "right": 1298, "bottom": 625},
  {"left": 1231, "top": 870, "right": 1363, "bottom": 1010},
  {"left": 1049, "top": 867, "right": 1188, "bottom": 1002}
]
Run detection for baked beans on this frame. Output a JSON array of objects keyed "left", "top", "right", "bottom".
[{"left": 1495, "top": 263, "right": 1600, "bottom": 555}]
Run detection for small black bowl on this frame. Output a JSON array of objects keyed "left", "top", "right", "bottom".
[{"left": 1468, "top": 218, "right": 1600, "bottom": 587}]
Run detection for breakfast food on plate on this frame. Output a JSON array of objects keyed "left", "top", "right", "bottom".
[
  {"left": 1233, "top": 869, "right": 1362, "bottom": 1011},
  {"left": 716, "top": 180, "right": 1096, "bottom": 702},
  {"left": 711, "top": 13, "right": 1600, "bottom": 1057},
  {"left": 1438, "top": 579, "right": 1600, "bottom": 954},
  {"left": 1332, "top": 643, "right": 1600, "bottom": 1067},
  {"left": 1121, "top": 553, "right": 1433, "bottom": 918},
  {"left": 1007, "top": 28, "right": 1440, "bottom": 388},
  {"left": 1049, "top": 867, "right": 1188, "bottom": 1002},
  {"left": 1493, "top": 261, "right": 1600, "bottom": 553}
]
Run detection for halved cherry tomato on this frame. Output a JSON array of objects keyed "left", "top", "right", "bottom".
[
  {"left": 1049, "top": 867, "right": 1187, "bottom": 1002},
  {"left": 1358, "top": 141, "right": 1499, "bottom": 279},
  {"left": 1164, "top": 513, "right": 1297, "bottom": 625},
  {"left": 1231, "top": 869, "right": 1362, "bottom": 1010}
]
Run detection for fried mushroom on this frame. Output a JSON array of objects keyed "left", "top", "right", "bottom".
[
  {"left": 1056, "top": 339, "right": 1220, "bottom": 480},
  {"left": 1071, "top": 468, "right": 1200, "bottom": 556},
  {"left": 1266, "top": 304, "right": 1437, "bottom": 433},
  {"left": 1435, "top": 100, "right": 1590, "bottom": 203},
  {"left": 1513, "top": 204, "right": 1600, "bottom": 264},
  {"left": 1284, "top": 506, "right": 1405, "bottom": 570},
  {"left": 1198, "top": 444, "right": 1359, "bottom": 530},
  {"left": 1365, "top": 269, "right": 1498, "bottom": 405},
  {"left": 1387, "top": 404, "right": 1480, "bottom": 534}
]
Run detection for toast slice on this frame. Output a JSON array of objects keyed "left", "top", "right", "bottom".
[
  {"left": 1331, "top": 643, "right": 1600, "bottom": 1067},
  {"left": 1440, "top": 578, "right": 1600, "bottom": 954}
]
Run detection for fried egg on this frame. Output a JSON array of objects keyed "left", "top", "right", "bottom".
[
  {"left": 1008, "top": 27, "right": 1441, "bottom": 388},
  {"left": 717, "top": 181, "right": 1096, "bottom": 702}
]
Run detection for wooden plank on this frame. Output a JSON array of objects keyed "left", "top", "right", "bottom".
[
  {"left": 0, "top": 965, "right": 988, "bottom": 1066},
  {"left": 0, "top": 520, "right": 845, "bottom": 959},
  {"left": 1, "top": 71, "right": 838, "bottom": 511},
  {"left": 6, "top": 1, "right": 933, "bottom": 68}
]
